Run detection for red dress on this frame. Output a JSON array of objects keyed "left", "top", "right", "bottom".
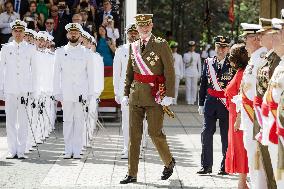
[{"left": 225, "top": 69, "right": 249, "bottom": 174}]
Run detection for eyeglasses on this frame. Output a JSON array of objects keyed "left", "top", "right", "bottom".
[{"left": 46, "top": 22, "right": 54, "bottom": 25}]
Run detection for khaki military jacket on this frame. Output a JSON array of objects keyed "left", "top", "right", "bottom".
[{"left": 124, "top": 34, "right": 175, "bottom": 106}]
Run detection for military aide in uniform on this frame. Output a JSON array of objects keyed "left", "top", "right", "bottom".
[
  {"left": 197, "top": 36, "right": 235, "bottom": 175},
  {"left": 53, "top": 23, "right": 96, "bottom": 159},
  {"left": 0, "top": 20, "right": 36, "bottom": 159},
  {"left": 238, "top": 23, "right": 268, "bottom": 189},
  {"left": 263, "top": 18, "right": 284, "bottom": 188},
  {"left": 113, "top": 23, "right": 148, "bottom": 159},
  {"left": 120, "top": 14, "right": 176, "bottom": 184},
  {"left": 254, "top": 18, "right": 280, "bottom": 189}
]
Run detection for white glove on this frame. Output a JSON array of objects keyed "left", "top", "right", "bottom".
[
  {"left": 121, "top": 96, "right": 129, "bottom": 106},
  {"left": 161, "top": 96, "right": 174, "bottom": 106},
  {"left": 198, "top": 106, "right": 204, "bottom": 115},
  {"left": 88, "top": 95, "right": 93, "bottom": 102},
  {"left": 0, "top": 90, "right": 4, "bottom": 101},
  {"left": 115, "top": 95, "right": 122, "bottom": 104},
  {"left": 54, "top": 94, "right": 63, "bottom": 102},
  {"left": 93, "top": 93, "right": 100, "bottom": 100}
]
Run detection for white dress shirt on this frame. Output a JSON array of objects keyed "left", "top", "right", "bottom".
[{"left": 0, "top": 12, "right": 20, "bottom": 34}]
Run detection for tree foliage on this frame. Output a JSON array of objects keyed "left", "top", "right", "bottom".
[{"left": 137, "top": 0, "right": 260, "bottom": 52}]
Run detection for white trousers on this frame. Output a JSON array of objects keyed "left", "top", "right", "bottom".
[
  {"left": 82, "top": 99, "right": 97, "bottom": 148},
  {"left": 62, "top": 101, "right": 84, "bottom": 156},
  {"left": 25, "top": 99, "right": 36, "bottom": 151},
  {"left": 5, "top": 94, "right": 28, "bottom": 155},
  {"left": 243, "top": 126, "right": 267, "bottom": 189},
  {"left": 185, "top": 76, "right": 198, "bottom": 104},
  {"left": 121, "top": 103, "right": 148, "bottom": 153},
  {"left": 268, "top": 141, "right": 284, "bottom": 188},
  {"left": 174, "top": 76, "right": 181, "bottom": 104}
]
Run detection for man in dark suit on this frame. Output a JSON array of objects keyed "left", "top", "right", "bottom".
[
  {"left": 96, "top": 0, "right": 119, "bottom": 28},
  {"left": 80, "top": 9, "right": 95, "bottom": 35},
  {"left": 50, "top": 5, "right": 69, "bottom": 47},
  {"left": 12, "top": 0, "right": 29, "bottom": 19},
  {"left": 197, "top": 36, "right": 235, "bottom": 175}
]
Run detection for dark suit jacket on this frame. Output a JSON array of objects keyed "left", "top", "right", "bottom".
[
  {"left": 12, "top": 0, "right": 29, "bottom": 19},
  {"left": 198, "top": 56, "right": 235, "bottom": 107},
  {"left": 96, "top": 10, "right": 119, "bottom": 29},
  {"left": 53, "top": 15, "right": 70, "bottom": 47},
  {"left": 82, "top": 21, "right": 95, "bottom": 34}
]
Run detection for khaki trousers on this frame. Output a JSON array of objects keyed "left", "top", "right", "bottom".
[{"left": 128, "top": 104, "right": 172, "bottom": 176}]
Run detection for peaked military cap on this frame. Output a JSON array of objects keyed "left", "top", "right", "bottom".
[
  {"left": 188, "top": 41, "right": 196, "bottom": 46},
  {"left": 65, "top": 23, "right": 83, "bottom": 32},
  {"left": 169, "top": 41, "right": 178, "bottom": 48},
  {"left": 135, "top": 14, "right": 153, "bottom": 26},
  {"left": 240, "top": 23, "right": 262, "bottom": 36},
  {"left": 10, "top": 19, "right": 27, "bottom": 30},
  {"left": 37, "top": 31, "right": 48, "bottom": 41},
  {"left": 25, "top": 28, "right": 36, "bottom": 37},
  {"left": 214, "top": 36, "right": 230, "bottom": 47},
  {"left": 125, "top": 23, "right": 138, "bottom": 33},
  {"left": 81, "top": 30, "right": 92, "bottom": 40},
  {"left": 257, "top": 18, "right": 272, "bottom": 33},
  {"left": 267, "top": 18, "right": 284, "bottom": 34}
]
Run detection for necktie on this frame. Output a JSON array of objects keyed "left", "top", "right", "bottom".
[
  {"left": 15, "top": 0, "right": 20, "bottom": 13},
  {"left": 141, "top": 40, "right": 146, "bottom": 53}
]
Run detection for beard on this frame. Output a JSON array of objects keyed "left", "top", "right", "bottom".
[
  {"left": 128, "top": 36, "right": 139, "bottom": 43},
  {"left": 69, "top": 36, "right": 80, "bottom": 43}
]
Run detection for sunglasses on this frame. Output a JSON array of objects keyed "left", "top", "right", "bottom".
[{"left": 46, "top": 22, "right": 54, "bottom": 25}]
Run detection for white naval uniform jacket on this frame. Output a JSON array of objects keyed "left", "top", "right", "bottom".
[
  {"left": 183, "top": 51, "right": 201, "bottom": 77},
  {"left": 32, "top": 49, "right": 55, "bottom": 97},
  {"left": 113, "top": 43, "right": 129, "bottom": 97},
  {"left": 239, "top": 47, "right": 267, "bottom": 130},
  {"left": 53, "top": 43, "right": 95, "bottom": 102},
  {"left": 0, "top": 41, "right": 36, "bottom": 95},
  {"left": 173, "top": 52, "right": 184, "bottom": 78},
  {"left": 92, "top": 52, "right": 104, "bottom": 98}
]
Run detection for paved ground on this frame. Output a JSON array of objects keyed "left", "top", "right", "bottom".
[{"left": 0, "top": 87, "right": 239, "bottom": 189}]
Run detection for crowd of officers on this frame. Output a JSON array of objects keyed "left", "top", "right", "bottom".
[
  {"left": 193, "top": 12, "right": 284, "bottom": 189},
  {"left": 3, "top": 6, "right": 284, "bottom": 188},
  {"left": 0, "top": 19, "right": 104, "bottom": 159}
]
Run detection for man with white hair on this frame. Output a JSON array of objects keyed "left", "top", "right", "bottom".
[
  {"left": 53, "top": 23, "right": 96, "bottom": 159},
  {"left": 238, "top": 23, "right": 269, "bottom": 189},
  {"left": 113, "top": 23, "right": 148, "bottom": 159},
  {"left": 0, "top": 20, "right": 36, "bottom": 159}
]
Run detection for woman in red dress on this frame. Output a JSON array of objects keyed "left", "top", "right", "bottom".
[{"left": 225, "top": 43, "right": 249, "bottom": 189}]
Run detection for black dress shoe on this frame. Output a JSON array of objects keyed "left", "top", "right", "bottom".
[
  {"left": 161, "top": 158, "right": 176, "bottom": 180},
  {"left": 120, "top": 175, "right": 137, "bottom": 184},
  {"left": 196, "top": 167, "right": 212, "bottom": 174},
  {"left": 217, "top": 170, "right": 228, "bottom": 175}
]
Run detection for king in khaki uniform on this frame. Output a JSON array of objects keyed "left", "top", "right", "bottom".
[{"left": 120, "top": 14, "right": 176, "bottom": 184}]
